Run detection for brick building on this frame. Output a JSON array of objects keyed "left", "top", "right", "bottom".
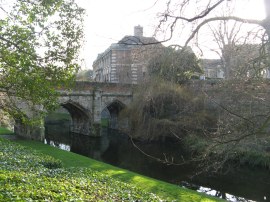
[{"left": 92, "top": 26, "right": 162, "bottom": 84}]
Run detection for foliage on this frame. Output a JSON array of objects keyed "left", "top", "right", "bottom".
[
  {"left": 0, "top": 138, "right": 166, "bottom": 201},
  {"left": 76, "top": 69, "right": 93, "bottom": 81},
  {"left": 0, "top": 127, "right": 13, "bottom": 135},
  {"left": 180, "top": 80, "right": 270, "bottom": 172},
  {"left": 123, "top": 79, "right": 270, "bottom": 173},
  {"left": 0, "top": 110, "right": 14, "bottom": 131},
  {"left": 148, "top": 46, "right": 202, "bottom": 84},
  {"left": 121, "top": 80, "right": 217, "bottom": 140},
  {"left": 0, "top": 0, "right": 85, "bottom": 123},
  {"left": 150, "top": 0, "right": 270, "bottom": 173},
  {"left": 0, "top": 169, "right": 165, "bottom": 202},
  {"left": 183, "top": 134, "right": 270, "bottom": 171},
  {"left": 39, "top": 155, "right": 63, "bottom": 169},
  {"left": 16, "top": 139, "right": 221, "bottom": 202}
]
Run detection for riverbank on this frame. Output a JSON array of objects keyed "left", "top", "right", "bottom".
[
  {"left": 0, "top": 127, "right": 16, "bottom": 141},
  {"left": 5, "top": 138, "right": 222, "bottom": 201},
  {"left": 183, "top": 134, "right": 270, "bottom": 170},
  {"left": 0, "top": 127, "right": 14, "bottom": 135},
  {"left": 122, "top": 80, "right": 270, "bottom": 173}
]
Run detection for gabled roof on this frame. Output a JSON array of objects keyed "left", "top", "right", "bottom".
[
  {"left": 93, "top": 33, "right": 161, "bottom": 66},
  {"left": 118, "top": 35, "right": 159, "bottom": 46}
]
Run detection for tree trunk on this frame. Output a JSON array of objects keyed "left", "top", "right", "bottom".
[
  {"left": 264, "top": 0, "right": 270, "bottom": 43},
  {"left": 264, "top": 0, "right": 270, "bottom": 76}
]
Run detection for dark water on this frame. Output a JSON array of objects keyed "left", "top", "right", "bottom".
[{"left": 45, "top": 121, "right": 270, "bottom": 202}]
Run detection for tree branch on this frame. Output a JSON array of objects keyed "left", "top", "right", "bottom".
[
  {"left": 166, "top": 0, "right": 226, "bottom": 22},
  {"left": 185, "top": 16, "right": 263, "bottom": 47},
  {"left": 203, "top": 90, "right": 255, "bottom": 125}
]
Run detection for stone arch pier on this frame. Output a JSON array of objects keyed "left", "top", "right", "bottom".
[{"left": 101, "top": 99, "right": 126, "bottom": 129}]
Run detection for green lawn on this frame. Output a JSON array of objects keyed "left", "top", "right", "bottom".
[
  {"left": 16, "top": 139, "right": 223, "bottom": 202},
  {"left": 0, "top": 127, "right": 13, "bottom": 135}
]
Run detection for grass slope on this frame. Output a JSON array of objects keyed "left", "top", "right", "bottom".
[
  {"left": 0, "top": 127, "right": 13, "bottom": 135},
  {"left": 16, "top": 139, "right": 223, "bottom": 202},
  {"left": 0, "top": 138, "right": 162, "bottom": 201}
]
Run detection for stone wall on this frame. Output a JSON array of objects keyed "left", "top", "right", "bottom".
[
  {"left": 14, "top": 120, "right": 45, "bottom": 141},
  {"left": 187, "top": 80, "right": 270, "bottom": 134}
]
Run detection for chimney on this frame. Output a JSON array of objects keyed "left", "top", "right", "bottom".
[{"left": 134, "top": 25, "right": 143, "bottom": 37}]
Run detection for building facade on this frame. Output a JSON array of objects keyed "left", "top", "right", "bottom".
[
  {"left": 93, "top": 26, "right": 162, "bottom": 84},
  {"left": 201, "top": 59, "right": 224, "bottom": 79},
  {"left": 201, "top": 43, "right": 270, "bottom": 80},
  {"left": 222, "top": 44, "right": 270, "bottom": 79}
]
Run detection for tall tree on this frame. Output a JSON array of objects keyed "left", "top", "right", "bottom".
[
  {"left": 209, "top": 20, "right": 265, "bottom": 79},
  {"left": 264, "top": 0, "right": 270, "bottom": 37},
  {"left": 148, "top": 46, "right": 202, "bottom": 83},
  {"left": 0, "top": 0, "right": 85, "bottom": 122}
]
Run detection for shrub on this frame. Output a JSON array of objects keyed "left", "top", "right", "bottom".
[
  {"left": 39, "top": 156, "right": 63, "bottom": 169},
  {"left": 121, "top": 79, "right": 217, "bottom": 140}
]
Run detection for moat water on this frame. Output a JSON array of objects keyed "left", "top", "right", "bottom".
[{"left": 45, "top": 120, "right": 270, "bottom": 202}]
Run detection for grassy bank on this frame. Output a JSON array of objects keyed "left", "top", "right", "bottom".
[
  {"left": 13, "top": 139, "right": 222, "bottom": 201},
  {"left": 183, "top": 134, "right": 270, "bottom": 170},
  {"left": 1, "top": 138, "right": 164, "bottom": 201},
  {"left": 0, "top": 127, "right": 13, "bottom": 135}
]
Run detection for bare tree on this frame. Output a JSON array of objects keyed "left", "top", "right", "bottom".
[
  {"left": 208, "top": 20, "right": 265, "bottom": 79},
  {"left": 154, "top": 0, "right": 269, "bottom": 56},
  {"left": 144, "top": 0, "right": 270, "bottom": 172},
  {"left": 148, "top": 0, "right": 270, "bottom": 82}
]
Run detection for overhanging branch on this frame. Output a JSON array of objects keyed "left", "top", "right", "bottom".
[
  {"left": 166, "top": 0, "right": 226, "bottom": 22},
  {"left": 155, "top": 0, "right": 226, "bottom": 44},
  {"left": 185, "top": 16, "right": 263, "bottom": 47}
]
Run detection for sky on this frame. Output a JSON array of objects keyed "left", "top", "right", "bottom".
[
  {"left": 76, "top": 0, "right": 160, "bottom": 69},
  {"left": 75, "top": 0, "right": 266, "bottom": 70}
]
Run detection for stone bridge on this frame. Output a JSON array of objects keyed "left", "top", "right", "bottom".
[{"left": 15, "top": 82, "right": 134, "bottom": 140}]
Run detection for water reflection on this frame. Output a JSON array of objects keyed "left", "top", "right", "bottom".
[
  {"left": 181, "top": 181, "right": 257, "bottom": 202},
  {"left": 45, "top": 121, "right": 270, "bottom": 202}
]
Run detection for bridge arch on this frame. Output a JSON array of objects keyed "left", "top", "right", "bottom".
[
  {"left": 101, "top": 99, "right": 126, "bottom": 129},
  {"left": 61, "top": 100, "right": 92, "bottom": 135}
]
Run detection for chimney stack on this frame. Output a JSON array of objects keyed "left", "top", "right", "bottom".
[{"left": 134, "top": 25, "right": 143, "bottom": 37}]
